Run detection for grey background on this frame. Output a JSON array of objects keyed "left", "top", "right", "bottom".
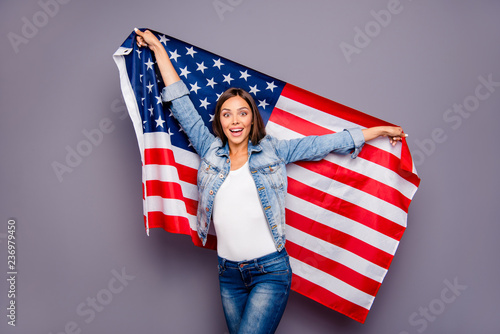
[{"left": 1, "top": 0, "right": 499, "bottom": 333}]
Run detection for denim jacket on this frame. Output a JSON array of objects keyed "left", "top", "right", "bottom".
[{"left": 162, "top": 81, "right": 365, "bottom": 251}]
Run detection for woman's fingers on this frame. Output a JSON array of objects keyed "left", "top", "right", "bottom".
[
  {"left": 134, "top": 28, "right": 149, "bottom": 47},
  {"left": 134, "top": 28, "right": 161, "bottom": 49},
  {"left": 384, "top": 126, "right": 409, "bottom": 146},
  {"left": 388, "top": 133, "right": 408, "bottom": 146},
  {"left": 135, "top": 28, "right": 144, "bottom": 47}
]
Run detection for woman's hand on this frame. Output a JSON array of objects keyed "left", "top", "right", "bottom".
[
  {"left": 383, "top": 126, "right": 407, "bottom": 146},
  {"left": 362, "top": 126, "right": 407, "bottom": 146},
  {"left": 135, "top": 28, "right": 162, "bottom": 53}
]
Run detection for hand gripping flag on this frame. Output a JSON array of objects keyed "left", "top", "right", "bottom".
[{"left": 113, "top": 29, "right": 420, "bottom": 323}]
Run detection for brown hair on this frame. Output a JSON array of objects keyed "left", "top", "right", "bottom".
[{"left": 212, "top": 87, "right": 266, "bottom": 146}]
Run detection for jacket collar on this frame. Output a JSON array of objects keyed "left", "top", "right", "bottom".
[{"left": 215, "top": 139, "right": 263, "bottom": 157}]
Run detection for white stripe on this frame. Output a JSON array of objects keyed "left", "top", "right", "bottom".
[
  {"left": 411, "top": 160, "right": 419, "bottom": 175},
  {"left": 287, "top": 225, "right": 387, "bottom": 282},
  {"left": 276, "top": 95, "right": 360, "bottom": 132},
  {"left": 276, "top": 95, "right": 400, "bottom": 157},
  {"left": 141, "top": 165, "right": 149, "bottom": 235},
  {"left": 144, "top": 132, "right": 201, "bottom": 169},
  {"left": 289, "top": 257, "right": 373, "bottom": 310},
  {"left": 144, "top": 131, "right": 171, "bottom": 149},
  {"left": 113, "top": 49, "right": 145, "bottom": 159},
  {"left": 172, "top": 146, "right": 200, "bottom": 170},
  {"left": 147, "top": 196, "right": 190, "bottom": 216},
  {"left": 146, "top": 196, "right": 198, "bottom": 230},
  {"left": 287, "top": 164, "right": 407, "bottom": 227},
  {"left": 286, "top": 195, "right": 399, "bottom": 255},
  {"left": 113, "top": 50, "right": 149, "bottom": 233},
  {"left": 179, "top": 181, "right": 198, "bottom": 201},
  {"left": 144, "top": 165, "right": 198, "bottom": 201},
  {"left": 267, "top": 121, "right": 417, "bottom": 200},
  {"left": 145, "top": 164, "right": 179, "bottom": 182}
]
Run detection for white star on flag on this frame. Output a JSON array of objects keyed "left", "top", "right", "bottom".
[
  {"left": 180, "top": 66, "right": 191, "bottom": 78},
  {"left": 222, "top": 73, "right": 234, "bottom": 85},
  {"left": 145, "top": 58, "right": 154, "bottom": 70},
  {"left": 159, "top": 34, "right": 169, "bottom": 45},
  {"left": 249, "top": 84, "right": 260, "bottom": 95},
  {"left": 170, "top": 49, "right": 180, "bottom": 62},
  {"left": 196, "top": 62, "right": 207, "bottom": 73},
  {"left": 190, "top": 82, "right": 201, "bottom": 94},
  {"left": 155, "top": 116, "right": 165, "bottom": 128},
  {"left": 266, "top": 81, "right": 277, "bottom": 92},
  {"left": 206, "top": 78, "right": 217, "bottom": 88},
  {"left": 213, "top": 58, "right": 224, "bottom": 69},
  {"left": 258, "top": 99, "right": 269, "bottom": 109},
  {"left": 199, "top": 97, "right": 210, "bottom": 109},
  {"left": 186, "top": 46, "right": 197, "bottom": 57},
  {"left": 240, "top": 70, "right": 251, "bottom": 81}
]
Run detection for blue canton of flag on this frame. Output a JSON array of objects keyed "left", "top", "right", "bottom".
[{"left": 123, "top": 29, "right": 285, "bottom": 152}]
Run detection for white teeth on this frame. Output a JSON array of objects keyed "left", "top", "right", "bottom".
[{"left": 230, "top": 129, "right": 242, "bottom": 132}]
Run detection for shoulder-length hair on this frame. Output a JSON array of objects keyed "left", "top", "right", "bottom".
[{"left": 212, "top": 87, "right": 266, "bottom": 146}]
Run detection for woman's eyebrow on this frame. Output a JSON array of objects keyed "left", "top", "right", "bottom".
[{"left": 221, "top": 106, "right": 249, "bottom": 112}]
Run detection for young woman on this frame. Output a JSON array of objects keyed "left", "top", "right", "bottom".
[{"left": 135, "top": 29, "right": 406, "bottom": 334}]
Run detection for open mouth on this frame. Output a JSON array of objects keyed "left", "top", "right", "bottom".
[{"left": 229, "top": 128, "right": 243, "bottom": 134}]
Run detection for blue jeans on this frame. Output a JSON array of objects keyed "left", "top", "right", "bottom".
[{"left": 217, "top": 250, "right": 292, "bottom": 334}]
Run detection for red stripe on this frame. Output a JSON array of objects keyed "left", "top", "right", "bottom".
[
  {"left": 144, "top": 147, "right": 175, "bottom": 164},
  {"left": 147, "top": 211, "right": 192, "bottom": 234},
  {"left": 145, "top": 180, "right": 198, "bottom": 216},
  {"left": 287, "top": 178, "right": 406, "bottom": 241},
  {"left": 286, "top": 241, "right": 381, "bottom": 296},
  {"left": 286, "top": 209, "right": 393, "bottom": 269},
  {"left": 270, "top": 106, "right": 332, "bottom": 136},
  {"left": 144, "top": 148, "right": 197, "bottom": 184},
  {"left": 291, "top": 274, "right": 369, "bottom": 323},
  {"left": 146, "top": 211, "right": 217, "bottom": 250},
  {"left": 294, "top": 159, "right": 411, "bottom": 212},
  {"left": 281, "top": 83, "right": 392, "bottom": 129},
  {"left": 359, "top": 145, "right": 420, "bottom": 187},
  {"left": 270, "top": 103, "right": 420, "bottom": 188}
]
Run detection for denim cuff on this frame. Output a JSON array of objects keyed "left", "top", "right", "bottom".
[
  {"left": 161, "top": 80, "right": 190, "bottom": 102},
  {"left": 344, "top": 127, "right": 365, "bottom": 158}
]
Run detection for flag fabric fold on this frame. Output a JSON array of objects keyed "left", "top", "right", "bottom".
[{"left": 113, "top": 28, "right": 420, "bottom": 323}]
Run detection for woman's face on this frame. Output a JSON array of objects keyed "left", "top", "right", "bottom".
[{"left": 219, "top": 96, "right": 253, "bottom": 150}]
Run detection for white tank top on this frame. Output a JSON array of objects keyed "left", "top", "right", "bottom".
[{"left": 212, "top": 161, "right": 277, "bottom": 261}]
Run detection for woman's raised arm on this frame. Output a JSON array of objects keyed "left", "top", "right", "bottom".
[
  {"left": 134, "top": 28, "right": 216, "bottom": 157},
  {"left": 135, "top": 28, "right": 180, "bottom": 87}
]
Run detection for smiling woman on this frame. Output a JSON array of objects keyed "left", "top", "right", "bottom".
[{"left": 134, "top": 27, "right": 406, "bottom": 334}]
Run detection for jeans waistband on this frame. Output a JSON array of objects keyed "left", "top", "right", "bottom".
[{"left": 218, "top": 249, "right": 288, "bottom": 270}]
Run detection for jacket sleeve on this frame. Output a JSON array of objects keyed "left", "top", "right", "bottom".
[
  {"left": 161, "top": 80, "right": 215, "bottom": 157},
  {"left": 272, "top": 128, "right": 365, "bottom": 165}
]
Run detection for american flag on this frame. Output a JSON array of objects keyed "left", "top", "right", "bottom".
[{"left": 113, "top": 29, "right": 420, "bottom": 323}]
